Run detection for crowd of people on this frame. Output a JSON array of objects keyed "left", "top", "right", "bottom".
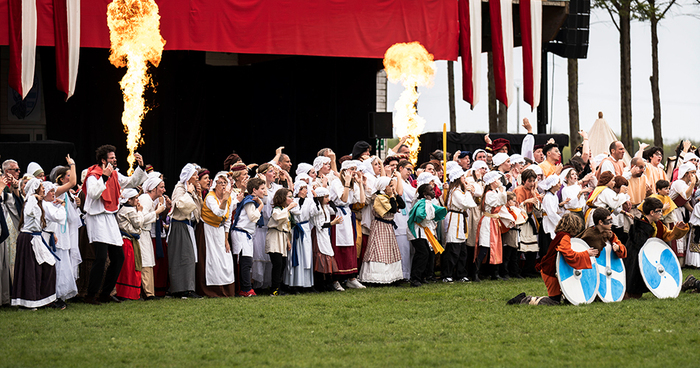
[{"left": 2, "top": 117, "right": 700, "bottom": 310}]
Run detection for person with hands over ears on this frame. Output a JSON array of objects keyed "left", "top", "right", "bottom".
[
  {"left": 167, "top": 163, "right": 203, "bottom": 299},
  {"left": 197, "top": 172, "right": 236, "bottom": 297}
]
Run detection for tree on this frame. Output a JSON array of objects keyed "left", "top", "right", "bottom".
[
  {"left": 568, "top": 59, "right": 581, "bottom": 150},
  {"left": 594, "top": 0, "right": 634, "bottom": 150},
  {"left": 634, "top": 0, "right": 677, "bottom": 148}
]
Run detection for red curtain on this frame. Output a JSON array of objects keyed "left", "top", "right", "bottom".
[{"left": 0, "top": 0, "right": 459, "bottom": 60}]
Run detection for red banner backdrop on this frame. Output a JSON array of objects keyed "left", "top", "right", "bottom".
[{"left": 0, "top": 0, "right": 459, "bottom": 60}]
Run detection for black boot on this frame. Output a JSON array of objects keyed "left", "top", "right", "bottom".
[
  {"left": 472, "top": 260, "right": 481, "bottom": 282},
  {"left": 491, "top": 266, "right": 504, "bottom": 281}
]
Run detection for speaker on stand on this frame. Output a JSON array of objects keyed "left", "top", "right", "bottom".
[{"left": 369, "top": 112, "right": 393, "bottom": 157}]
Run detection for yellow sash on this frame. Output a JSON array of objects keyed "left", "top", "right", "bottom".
[
  {"left": 584, "top": 186, "right": 607, "bottom": 225},
  {"left": 419, "top": 225, "right": 444, "bottom": 254}
]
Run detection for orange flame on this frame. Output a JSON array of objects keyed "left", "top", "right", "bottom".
[
  {"left": 107, "top": 0, "right": 166, "bottom": 175},
  {"left": 383, "top": 42, "right": 436, "bottom": 165}
]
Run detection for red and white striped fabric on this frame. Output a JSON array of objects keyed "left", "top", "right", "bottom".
[
  {"left": 53, "top": 0, "right": 81, "bottom": 100},
  {"left": 520, "top": 0, "right": 542, "bottom": 110},
  {"left": 489, "top": 0, "right": 514, "bottom": 107},
  {"left": 458, "top": 0, "right": 482, "bottom": 107},
  {"left": 8, "top": 0, "right": 37, "bottom": 99}
]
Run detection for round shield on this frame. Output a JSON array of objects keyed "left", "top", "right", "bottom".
[
  {"left": 557, "top": 238, "right": 600, "bottom": 305},
  {"left": 639, "top": 237, "right": 682, "bottom": 299},
  {"left": 595, "top": 242, "right": 626, "bottom": 302}
]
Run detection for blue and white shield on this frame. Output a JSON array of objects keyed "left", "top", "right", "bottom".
[
  {"left": 557, "top": 238, "right": 599, "bottom": 305},
  {"left": 639, "top": 238, "right": 682, "bottom": 299},
  {"left": 595, "top": 243, "right": 626, "bottom": 302}
]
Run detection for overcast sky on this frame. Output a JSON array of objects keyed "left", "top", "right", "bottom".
[{"left": 387, "top": 2, "right": 700, "bottom": 143}]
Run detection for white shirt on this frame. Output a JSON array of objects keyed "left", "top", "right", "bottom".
[
  {"left": 445, "top": 188, "right": 477, "bottom": 243},
  {"left": 84, "top": 175, "right": 122, "bottom": 245},
  {"left": 541, "top": 192, "right": 561, "bottom": 238}
]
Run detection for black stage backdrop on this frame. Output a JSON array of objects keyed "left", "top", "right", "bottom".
[
  {"left": 37, "top": 47, "right": 381, "bottom": 191},
  {"left": 417, "top": 132, "right": 570, "bottom": 163}
]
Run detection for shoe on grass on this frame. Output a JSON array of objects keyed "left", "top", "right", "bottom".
[
  {"left": 346, "top": 279, "right": 366, "bottom": 289},
  {"left": 238, "top": 289, "right": 256, "bottom": 297},
  {"left": 442, "top": 277, "right": 454, "bottom": 283},
  {"left": 409, "top": 279, "right": 422, "bottom": 287},
  {"left": 507, "top": 292, "right": 526, "bottom": 305},
  {"left": 682, "top": 275, "right": 697, "bottom": 292},
  {"left": 457, "top": 277, "right": 470, "bottom": 282},
  {"left": 332, "top": 281, "right": 345, "bottom": 291}
]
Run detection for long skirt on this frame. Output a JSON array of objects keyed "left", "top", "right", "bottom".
[
  {"left": 0, "top": 239, "right": 11, "bottom": 305},
  {"left": 312, "top": 229, "right": 338, "bottom": 274},
  {"left": 55, "top": 248, "right": 78, "bottom": 300},
  {"left": 195, "top": 222, "right": 235, "bottom": 297},
  {"left": 284, "top": 225, "right": 314, "bottom": 288},
  {"left": 396, "top": 234, "right": 413, "bottom": 280},
  {"left": 686, "top": 226, "right": 700, "bottom": 267},
  {"left": 116, "top": 238, "right": 141, "bottom": 300},
  {"left": 167, "top": 221, "right": 196, "bottom": 293},
  {"left": 358, "top": 220, "right": 403, "bottom": 284},
  {"left": 330, "top": 226, "right": 357, "bottom": 275},
  {"left": 11, "top": 233, "right": 56, "bottom": 308},
  {"left": 152, "top": 238, "right": 169, "bottom": 296},
  {"left": 252, "top": 226, "right": 272, "bottom": 289}
]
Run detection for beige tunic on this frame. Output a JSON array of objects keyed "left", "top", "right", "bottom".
[{"left": 265, "top": 207, "right": 291, "bottom": 256}]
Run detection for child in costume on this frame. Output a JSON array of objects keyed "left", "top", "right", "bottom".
[
  {"left": 407, "top": 184, "right": 447, "bottom": 287},
  {"left": 508, "top": 213, "right": 596, "bottom": 305}
]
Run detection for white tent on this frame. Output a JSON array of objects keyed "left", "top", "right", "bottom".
[{"left": 587, "top": 114, "right": 632, "bottom": 165}]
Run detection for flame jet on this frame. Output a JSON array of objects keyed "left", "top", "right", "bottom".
[
  {"left": 383, "top": 42, "right": 436, "bottom": 165},
  {"left": 107, "top": 0, "right": 166, "bottom": 174}
]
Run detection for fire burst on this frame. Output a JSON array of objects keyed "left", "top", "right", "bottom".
[
  {"left": 383, "top": 42, "right": 436, "bottom": 165},
  {"left": 107, "top": 0, "right": 165, "bottom": 175}
]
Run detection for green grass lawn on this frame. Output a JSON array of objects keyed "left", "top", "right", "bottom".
[{"left": 3, "top": 270, "right": 700, "bottom": 367}]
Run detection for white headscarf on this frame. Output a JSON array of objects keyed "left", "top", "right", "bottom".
[
  {"left": 449, "top": 169, "right": 466, "bottom": 183},
  {"left": 295, "top": 173, "right": 311, "bottom": 183},
  {"left": 510, "top": 154, "right": 525, "bottom": 165},
  {"left": 446, "top": 161, "right": 460, "bottom": 173},
  {"left": 24, "top": 178, "right": 42, "bottom": 199},
  {"left": 179, "top": 163, "right": 197, "bottom": 184},
  {"left": 41, "top": 181, "right": 56, "bottom": 194},
  {"left": 27, "top": 162, "right": 43, "bottom": 177},
  {"left": 538, "top": 174, "right": 560, "bottom": 191},
  {"left": 296, "top": 163, "right": 313, "bottom": 176},
  {"left": 472, "top": 149, "right": 486, "bottom": 161},
  {"left": 530, "top": 165, "right": 543, "bottom": 176},
  {"left": 374, "top": 176, "right": 392, "bottom": 194},
  {"left": 293, "top": 180, "right": 308, "bottom": 197},
  {"left": 313, "top": 156, "right": 330, "bottom": 172},
  {"left": 483, "top": 171, "right": 501, "bottom": 185},
  {"left": 210, "top": 171, "right": 229, "bottom": 191},
  {"left": 492, "top": 153, "right": 510, "bottom": 167},
  {"left": 143, "top": 176, "right": 163, "bottom": 192},
  {"left": 471, "top": 160, "right": 488, "bottom": 171},
  {"left": 416, "top": 172, "right": 437, "bottom": 187},
  {"left": 678, "top": 163, "right": 696, "bottom": 181},
  {"left": 314, "top": 187, "right": 330, "bottom": 198},
  {"left": 341, "top": 160, "right": 358, "bottom": 171},
  {"left": 683, "top": 152, "right": 699, "bottom": 164},
  {"left": 361, "top": 158, "right": 376, "bottom": 175},
  {"left": 148, "top": 171, "right": 162, "bottom": 179},
  {"left": 559, "top": 168, "right": 574, "bottom": 185},
  {"left": 120, "top": 188, "right": 139, "bottom": 204}
]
